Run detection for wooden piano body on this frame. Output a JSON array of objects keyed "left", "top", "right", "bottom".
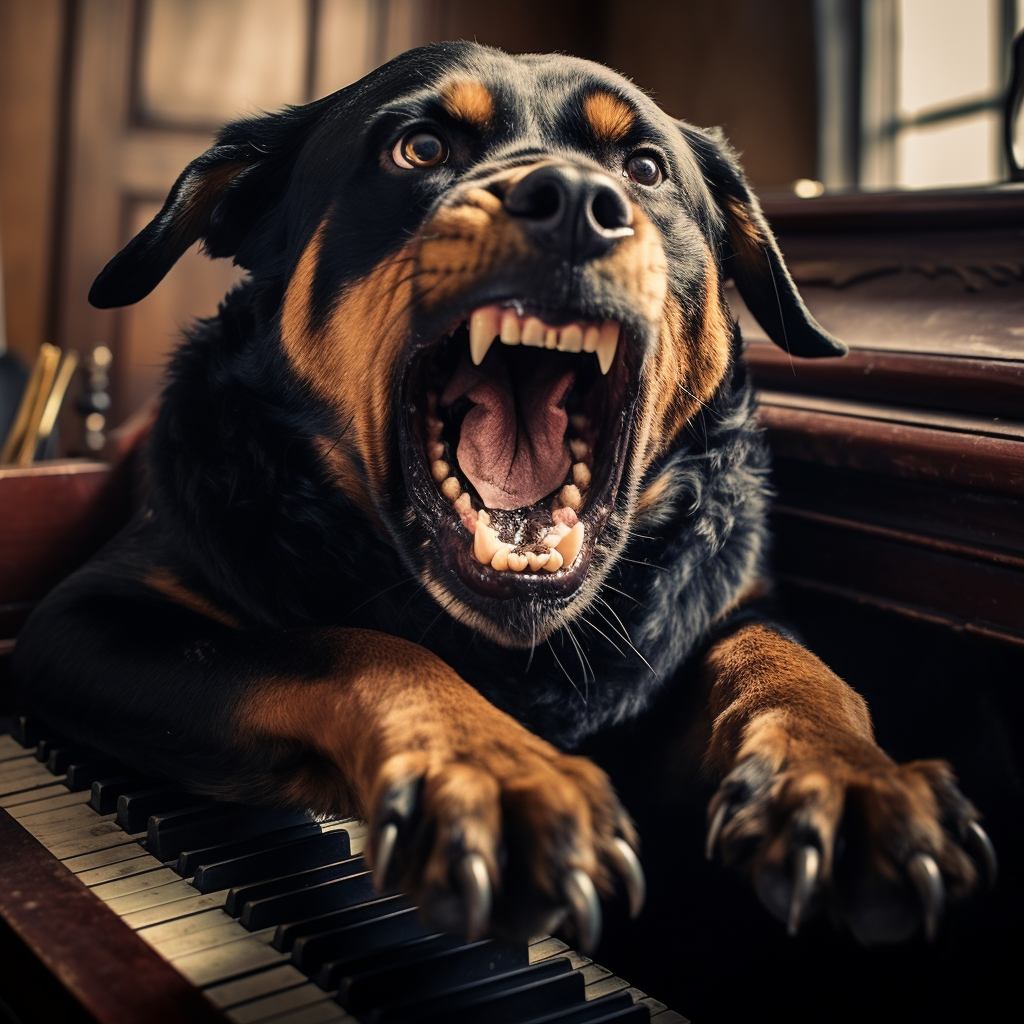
[{"left": 2, "top": 186, "right": 1022, "bottom": 1023}]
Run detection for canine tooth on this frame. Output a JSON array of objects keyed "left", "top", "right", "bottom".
[
  {"left": 432, "top": 460, "right": 450, "bottom": 483},
  {"left": 441, "top": 477, "right": 461, "bottom": 501},
  {"left": 572, "top": 463, "right": 591, "bottom": 489},
  {"left": 500, "top": 310, "right": 521, "bottom": 344},
  {"left": 507, "top": 551, "right": 528, "bottom": 572},
  {"left": 470, "top": 307, "right": 501, "bottom": 365},
  {"left": 427, "top": 416, "right": 443, "bottom": 439},
  {"left": 522, "top": 318, "right": 545, "bottom": 347},
  {"left": 555, "top": 522, "right": 584, "bottom": 566},
  {"left": 558, "top": 324, "right": 584, "bottom": 353},
  {"left": 569, "top": 439, "right": 589, "bottom": 461},
  {"left": 558, "top": 484, "right": 582, "bottom": 511},
  {"left": 474, "top": 521, "right": 501, "bottom": 564},
  {"left": 596, "top": 321, "right": 619, "bottom": 375},
  {"left": 526, "top": 550, "right": 549, "bottom": 571},
  {"left": 454, "top": 492, "right": 473, "bottom": 514},
  {"left": 583, "top": 325, "right": 600, "bottom": 353},
  {"left": 428, "top": 441, "right": 444, "bottom": 460},
  {"left": 490, "top": 543, "right": 513, "bottom": 571},
  {"left": 544, "top": 549, "right": 564, "bottom": 572},
  {"left": 544, "top": 328, "right": 558, "bottom": 349}
]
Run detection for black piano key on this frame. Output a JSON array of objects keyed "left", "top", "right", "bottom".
[
  {"left": 290, "top": 895, "right": 412, "bottom": 970},
  {"left": 34, "top": 736, "right": 67, "bottom": 762},
  {"left": 64, "top": 759, "right": 125, "bottom": 792},
  {"left": 225, "top": 856, "right": 365, "bottom": 917},
  {"left": 90, "top": 775, "right": 155, "bottom": 815},
  {"left": 148, "top": 803, "right": 311, "bottom": 861},
  {"left": 321, "top": 934, "right": 460, "bottom": 993},
  {"left": 290, "top": 907, "right": 431, "bottom": 975},
  {"left": 240, "top": 869, "right": 378, "bottom": 931},
  {"left": 116, "top": 786, "right": 205, "bottom": 833},
  {"left": 342, "top": 939, "right": 529, "bottom": 1016},
  {"left": 374, "top": 958, "right": 578, "bottom": 1024},
  {"left": 46, "top": 746, "right": 92, "bottom": 776},
  {"left": 522, "top": 992, "right": 647, "bottom": 1024},
  {"left": 14, "top": 715, "right": 42, "bottom": 748},
  {"left": 181, "top": 822, "right": 329, "bottom": 884},
  {"left": 275, "top": 892, "right": 412, "bottom": 953}
]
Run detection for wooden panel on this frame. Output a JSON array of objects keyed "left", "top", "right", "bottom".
[
  {"left": 119, "top": 201, "right": 244, "bottom": 415},
  {"left": 313, "top": 0, "right": 376, "bottom": 97},
  {"left": 137, "top": 0, "right": 309, "bottom": 127},
  {"left": 0, "top": 0, "right": 65, "bottom": 363}
]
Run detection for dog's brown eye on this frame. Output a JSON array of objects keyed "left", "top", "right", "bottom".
[
  {"left": 625, "top": 154, "right": 662, "bottom": 187},
  {"left": 393, "top": 130, "right": 448, "bottom": 169}
]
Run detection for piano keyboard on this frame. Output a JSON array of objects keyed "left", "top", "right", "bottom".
[{"left": 0, "top": 724, "right": 688, "bottom": 1024}]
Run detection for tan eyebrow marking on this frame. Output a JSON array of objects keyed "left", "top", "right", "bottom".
[
  {"left": 583, "top": 92, "right": 635, "bottom": 143},
  {"left": 441, "top": 79, "right": 495, "bottom": 129}
]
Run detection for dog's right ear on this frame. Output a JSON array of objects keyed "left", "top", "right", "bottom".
[{"left": 89, "top": 95, "right": 337, "bottom": 309}]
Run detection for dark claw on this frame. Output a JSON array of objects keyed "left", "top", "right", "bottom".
[
  {"left": 907, "top": 852, "right": 945, "bottom": 942},
  {"left": 966, "top": 821, "right": 997, "bottom": 888},
  {"left": 456, "top": 852, "right": 492, "bottom": 942},
  {"left": 373, "top": 821, "right": 398, "bottom": 891},
  {"left": 787, "top": 845, "right": 820, "bottom": 937},
  {"left": 562, "top": 868, "right": 602, "bottom": 954},
  {"left": 610, "top": 837, "right": 646, "bottom": 918},
  {"left": 705, "top": 800, "right": 730, "bottom": 861}
]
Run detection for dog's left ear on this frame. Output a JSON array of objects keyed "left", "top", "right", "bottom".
[
  {"left": 89, "top": 95, "right": 338, "bottom": 309},
  {"left": 682, "top": 124, "right": 847, "bottom": 358}
]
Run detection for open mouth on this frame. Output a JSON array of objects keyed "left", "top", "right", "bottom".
[{"left": 404, "top": 300, "right": 639, "bottom": 602}]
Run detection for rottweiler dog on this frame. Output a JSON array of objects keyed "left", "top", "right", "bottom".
[{"left": 12, "top": 42, "right": 993, "bottom": 959}]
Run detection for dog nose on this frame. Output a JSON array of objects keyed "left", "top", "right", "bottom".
[{"left": 504, "top": 164, "right": 633, "bottom": 262}]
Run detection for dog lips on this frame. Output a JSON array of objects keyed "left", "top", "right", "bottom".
[{"left": 442, "top": 352, "right": 573, "bottom": 510}]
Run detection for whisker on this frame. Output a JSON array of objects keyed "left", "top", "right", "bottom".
[
  {"left": 580, "top": 615, "right": 626, "bottom": 658},
  {"left": 547, "top": 638, "right": 584, "bottom": 702}
]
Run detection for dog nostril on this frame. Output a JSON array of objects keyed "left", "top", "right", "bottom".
[
  {"left": 508, "top": 178, "right": 564, "bottom": 224},
  {"left": 590, "top": 188, "right": 632, "bottom": 232}
]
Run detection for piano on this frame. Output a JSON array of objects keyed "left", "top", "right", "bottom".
[{"left": 0, "top": 714, "right": 687, "bottom": 1024}]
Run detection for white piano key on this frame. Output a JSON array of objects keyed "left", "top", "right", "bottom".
[
  {"left": 204, "top": 964, "right": 310, "bottom": 1009},
  {"left": 156, "top": 922, "right": 276, "bottom": 960},
  {"left": 101, "top": 878, "right": 206, "bottom": 915},
  {"left": 0, "top": 763, "right": 61, "bottom": 795},
  {"left": 121, "top": 889, "right": 231, "bottom": 929},
  {"left": 89, "top": 867, "right": 181, "bottom": 900},
  {"left": 77, "top": 853, "right": 164, "bottom": 886},
  {"left": 227, "top": 982, "right": 337, "bottom": 1024},
  {"left": 173, "top": 935, "right": 289, "bottom": 987},
  {"left": 63, "top": 842, "right": 149, "bottom": 873},
  {"left": 20, "top": 807, "right": 117, "bottom": 838},
  {"left": 6, "top": 790, "right": 91, "bottom": 819},
  {"left": 255, "top": 1000, "right": 353, "bottom": 1024},
  {"left": 137, "top": 908, "right": 233, "bottom": 946},
  {"left": 0, "top": 783, "right": 70, "bottom": 808},
  {"left": 0, "top": 735, "right": 30, "bottom": 760},
  {"left": 47, "top": 819, "right": 134, "bottom": 859}
]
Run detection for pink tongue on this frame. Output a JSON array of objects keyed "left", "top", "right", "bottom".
[{"left": 441, "top": 351, "right": 573, "bottom": 510}]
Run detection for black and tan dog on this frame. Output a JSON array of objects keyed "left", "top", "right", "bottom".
[{"left": 13, "top": 42, "right": 993, "bottom": 953}]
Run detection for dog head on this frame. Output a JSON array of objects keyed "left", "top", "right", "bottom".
[{"left": 91, "top": 41, "right": 843, "bottom": 647}]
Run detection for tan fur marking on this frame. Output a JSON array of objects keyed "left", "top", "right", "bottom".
[
  {"left": 583, "top": 92, "right": 635, "bottom": 143},
  {"left": 144, "top": 569, "right": 241, "bottom": 629},
  {"left": 723, "top": 194, "right": 765, "bottom": 266},
  {"left": 636, "top": 473, "right": 672, "bottom": 515},
  {"left": 441, "top": 79, "right": 495, "bottom": 129}
]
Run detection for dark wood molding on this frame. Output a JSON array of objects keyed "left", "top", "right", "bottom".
[{"left": 0, "top": 807, "right": 227, "bottom": 1024}]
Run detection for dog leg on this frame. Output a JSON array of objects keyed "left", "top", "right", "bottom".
[{"left": 701, "top": 625, "right": 994, "bottom": 943}]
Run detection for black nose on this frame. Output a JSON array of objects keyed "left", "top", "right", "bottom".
[{"left": 504, "top": 163, "right": 634, "bottom": 262}]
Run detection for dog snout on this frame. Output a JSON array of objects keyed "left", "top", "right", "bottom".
[{"left": 504, "top": 163, "right": 634, "bottom": 263}]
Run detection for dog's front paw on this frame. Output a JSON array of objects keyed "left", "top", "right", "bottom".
[
  {"left": 364, "top": 740, "right": 643, "bottom": 951},
  {"left": 706, "top": 743, "right": 996, "bottom": 944}
]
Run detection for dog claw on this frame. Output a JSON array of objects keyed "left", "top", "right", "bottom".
[
  {"left": 907, "top": 852, "right": 945, "bottom": 942},
  {"left": 374, "top": 822, "right": 398, "bottom": 890},
  {"left": 610, "top": 837, "right": 646, "bottom": 918},
  {"left": 966, "top": 821, "right": 997, "bottom": 888},
  {"left": 562, "top": 868, "right": 602, "bottom": 954},
  {"left": 786, "top": 845, "right": 820, "bottom": 937},
  {"left": 456, "top": 852, "right": 492, "bottom": 942},
  {"left": 706, "top": 800, "right": 730, "bottom": 861}
]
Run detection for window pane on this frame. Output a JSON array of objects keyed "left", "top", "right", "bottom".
[{"left": 897, "top": 109, "right": 1000, "bottom": 186}]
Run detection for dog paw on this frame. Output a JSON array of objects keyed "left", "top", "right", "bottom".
[
  {"left": 364, "top": 744, "right": 644, "bottom": 950},
  {"left": 706, "top": 749, "right": 996, "bottom": 943}
]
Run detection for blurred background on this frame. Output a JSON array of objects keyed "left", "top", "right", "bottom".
[{"left": 0, "top": 0, "right": 1021, "bottom": 456}]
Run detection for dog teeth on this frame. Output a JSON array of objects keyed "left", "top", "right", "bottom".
[
  {"left": 572, "top": 463, "right": 591, "bottom": 489},
  {"left": 466, "top": 306, "right": 620, "bottom": 373},
  {"left": 431, "top": 459, "right": 450, "bottom": 483},
  {"left": 490, "top": 543, "right": 513, "bottom": 571},
  {"left": 441, "top": 477, "right": 461, "bottom": 501},
  {"left": 555, "top": 522, "right": 584, "bottom": 567},
  {"left": 569, "top": 439, "right": 589, "bottom": 462},
  {"left": 543, "top": 549, "right": 564, "bottom": 572},
  {"left": 558, "top": 484, "right": 583, "bottom": 511},
  {"left": 474, "top": 520, "right": 501, "bottom": 564},
  {"left": 469, "top": 307, "right": 501, "bottom": 365}
]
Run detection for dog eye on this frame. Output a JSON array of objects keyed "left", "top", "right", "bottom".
[
  {"left": 624, "top": 153, "right": 662, "bottom": 187},
  {"left": 393, "top": 130, "right": 449, "bottom": 169}
]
